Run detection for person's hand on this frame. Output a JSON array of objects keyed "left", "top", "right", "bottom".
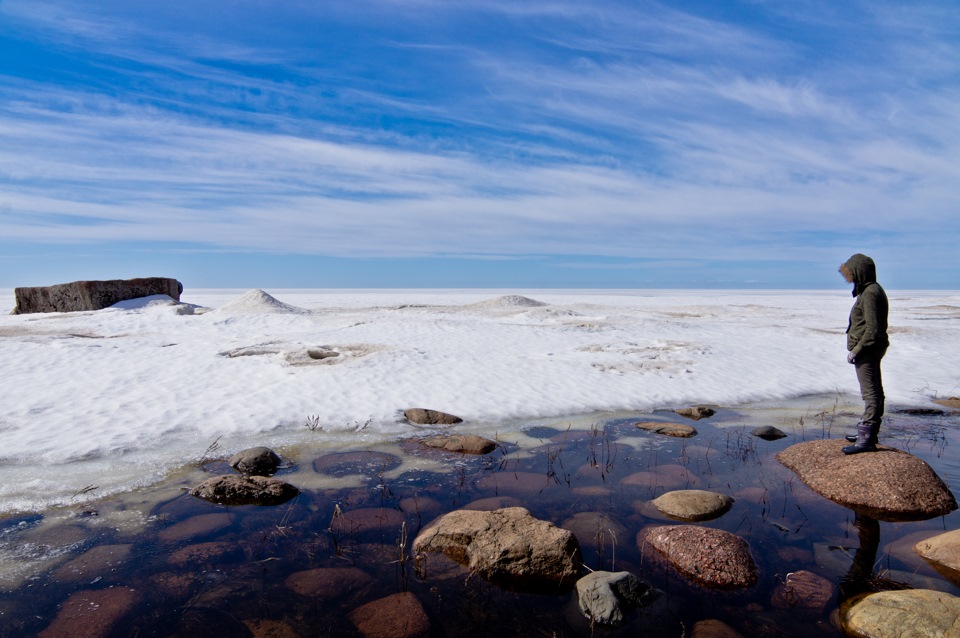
[{"left": 847, "top": 351, "right": 856, "bottom": 364}]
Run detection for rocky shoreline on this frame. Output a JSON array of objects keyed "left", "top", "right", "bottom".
[{"left": 2, "top": 401, "right": 959, "bottom": 637}]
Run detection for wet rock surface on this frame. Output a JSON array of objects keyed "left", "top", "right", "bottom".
[
  {"left": 575, "top": 570, "right": 655, "bottom": 625},
  {"left": 313, "top": 450, "right": 402, "bottom": 476},
  {"left": 641, "top": 525, "right": 758, "bottom": 589},
  {"left": 841, "top": 589, "right": 960, "bottom": 638},
  {"left": 650, "top": 490, "right": 734, "bottom": 522},
  {"left": 751, "top": 425, "right": 788, "bottom": 440},
  {"left": 413, "top": 506, "right": 582, "bottom": 590},
  {"left": 675, "top": 406, "right": 716, "bottom": 420},
  {"left": 229, "top": 446, "right": 282, "bottom": 476},
  {"left": 190, "top": 474, "right": 299, "bottom": 506},
  {"left": 419, "top": 433, "right": 497, "bottom": 455},
  {"left": 38, "top": 587, "right": 140, "bottom": 638},
  {"left": 915, "top": 529, "right": 960, "bottom": 586},
  {"left": 50, "top": 544, "right": 132, "bottom": 583},
  {"left": 349, "top": 591, "right": 430, "bottom": 638},
  {"left": 770, "top": 569, "right": 835, "bottom": 615},
  {"left": 634, "top": 420, "right": 698, "bottom": 437},
  {"left": 776, "top": 440, "right": 958, "bottom": 520}
]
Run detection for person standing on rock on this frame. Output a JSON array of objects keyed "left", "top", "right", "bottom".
[{"left": 839, "top": 253, "right": 889, "bottom": 454}]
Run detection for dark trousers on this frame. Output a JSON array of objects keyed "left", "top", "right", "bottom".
[{"left": 854, "top": 347, "right": 886, "bottom": 432}]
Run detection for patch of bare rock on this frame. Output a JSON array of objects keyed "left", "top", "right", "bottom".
[
  {"left": 640, "top": 525, "right": 758, "bottom": 589},
  {"left": 634, "top": 420, "right": 697, "bottom": 438},
  {"left": 190, "top": 474, "right": 299, "bottom": 506},
  {"left": 413, "top": 506, "right": 581, "bottom": 591},
  {"left": 841, "top": 589, "right": 960, "bottom": 638},
  {"left": 404, "top": 408, "right": 463, "bottom": 425},
  {"left": 674, "top": 405, "right": 716, "bottom": 420},
  {"left": 915, "top": 529, "right": 960, "bottom": 586},
  {"left": 419, "top": 433, "right": 497, "bottom": 455},
  {"left": 776, "top": 440, "right": 957, "bottom": 520},
  {"left": 13, "top": 277, "right": 182, "bottom": 314},
  {"left": 651, "top": 490, "right": 734, "bottom": 522}
]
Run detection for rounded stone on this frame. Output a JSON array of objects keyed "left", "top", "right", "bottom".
[
  {"left": 228, "top": 447, "right": 282, "bottom": 476},
  {"left": 841, "top": 589, "right": 960, "bottom": 638},
  {"left": 651, "top": 490, "right": 734, "bottom": 522},
  {"left": 641, "top": 525, "right": 757, "bottom": 589},
  {"left": 634, "top": 421, "right": 697, "bottom": 437}
]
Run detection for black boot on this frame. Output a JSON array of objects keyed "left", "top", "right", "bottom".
[
  {"left": 845, "top": 422, "right": 864, "bottom": 443},
  {"left": 843, "top": 423, "right": 878, "bottom": 455}
]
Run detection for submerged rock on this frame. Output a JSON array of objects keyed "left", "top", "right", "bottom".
[
  {"left": 285, "top": 567, "right": 373, "bottom": 599},
  {"left": 751, "top": 426, "right": 788, "bottom": 440},
  {"left": 841, "top": 589, "right": 960, "bottom": 638},
  {"left": 50, "top": 544, "right": 133, "bottom": 584},
  {"left": 419, "top": 434, "right": 497, "bottom": 455},
  {"left": 776, "top": 440, "right": 957, "bottom": 520},
  {"left": 190, "top": 474, "right": 299, "bottom": 506},
  {"left": 915, "top": 529, "right": 960, "bottom": 586},
  {"left": 641, "top": 525, "right": 758, "bottom": 589},
  {"left": 229, "top": 447, "right": 282, "bottom": 476},
  {"left": 413, "top": 507, "right": 581, "bottom": 591},
  {"left": 651, "top": 490, "right": 734, "bottom": 522},
  {"left": 770, "top": 570, "right": 835, "bottom": 615},
  {"left": 690, "top": 619, "right": 745, "bottom": 638},
  {"left": 576, "top": 570, "right": 655, "bottom": 625},
  {"left": 38, "top": 587, "right": 140, "bottom": 638},
  {"left": 634, "top": 421, "right": 697, "bottom": 438},
  {"left": 404, "top": 408, "right": 463, "bottom": 425},
  {"left": 349, "top": 591, "right": 430, "bottom": 638},
  {"left": 313, "top": 451, "right": 402, "bottom": 476}
]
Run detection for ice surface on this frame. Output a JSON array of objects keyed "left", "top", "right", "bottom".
[{"left": 0, "top": 288, "right": 957, "bottom": 514}]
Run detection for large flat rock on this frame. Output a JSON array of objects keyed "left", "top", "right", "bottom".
[
  {"left": 13, "top": 277, "right": 182, "bottom": 314},
  {"left": 841, "top": 589, "right": 960, "bottom": 637},
  {"left": 776, "top": 440, "right": 957, "bottom": 521}
]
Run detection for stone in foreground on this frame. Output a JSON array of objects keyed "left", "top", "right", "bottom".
[
  {"left": 190, "top": 474, "right": 299, "bottom": 506},
  {"left": 404, "top": 408, "right": 463, "bottom": 425},
  {"left": 634, "top": 421, "right": 697, "bottom": 438},
  {"left": 933, "top": 397, "right": 960, "bottom": 410},
  {"left": 770, "top": 570, "right": 835, "bottom": 615},
  {"left": 38, "top": 587, "right": 139, "bottom": 638},
  {"left": 776, "top": 440, "right": 957, "bottom": 520},
  {"left": 915, "top": 529, "right": 960, "bottom": 586},
  {"left": 642, "top": 525, "right": 757, "bottom": 589},
  {"left": 841, "top": 589, "right": 960, "bottom": 638},
  {"left": 576, "top": 571, "right": 655, "bottom": 625},
  {"left": 349, "top": 592, "right": 430, "bottom": 638},
  {"left": 413, "top": 507, "right": 581, "bottom": 591},
  {"left": 651, "top": 490, "right": 734, "bottom": 522},
  {"left": 13, "top": 277, "right": 182, "bottom": 314}
]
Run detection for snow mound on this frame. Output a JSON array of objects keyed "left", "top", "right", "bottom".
[
  {"left": 215, "top": 289, "right": 309, "bottom": 315},
  {"left": 468, "top": 295, "right": 547, "bottom": 309},
  {"left": 109, "top": 295, "right": 207, "bottom": 315}
]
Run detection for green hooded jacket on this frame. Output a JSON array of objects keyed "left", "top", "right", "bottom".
[{"left": 844, "top": 253, "right": 889, "bottom": 357}]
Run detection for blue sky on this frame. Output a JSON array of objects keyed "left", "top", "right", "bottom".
[{"left": 1, "top": 1, "right": 957, "bottom": 289}]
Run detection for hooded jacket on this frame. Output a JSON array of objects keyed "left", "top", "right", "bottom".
[{"left": 844, "top": 253, "right": 889, "bottom": 357}]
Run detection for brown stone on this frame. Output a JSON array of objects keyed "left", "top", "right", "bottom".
[
  {"left": 650, "top": 490, "right": 734, "bottom": 522},
  {"left": 933, "top": 397, "right": 960, "bottom": 410},
  {"left": 634, "top": 420, "right": 697, "bottom": 437},
  {"left": 349, "top": 591, "right": 430, "bottom": 638},
  {"left": 420, "top": 434, "right": 497, "bottom": 455},
  {"left": 404, "top": 408, "right": 463, "bottom": 425},
  {"left": 313, "top": 450, "right": 402, "bottom": 476},
  {"left": 841, "top": 589, "right": 960, "bottom": 637},
  {"left": 168, "top": 541, "right": 245, "bottom": 566},
  {"left": 39, "top": 587, "right": 139, "bottom": 638},
  {"left": 150, "top": 572, "right": 199, "bottom": 598},
  {"left": 330, "top": 507, "right": 408, "bottom": 538},
  {"left": 190, "top": 474, "right": 299, "bottom": 506},
  {"left": 158, "top": 513, "right": 231, "bottom": 542},
  {"left": 560, "top": 512, "right": 629, "bottom": 549},
  {"left": 622, "top": 465, "right": 700, "bottom": 492},
  {"left": 244, "top": 619, "right": 301, "bottom": 638},
  {"left": 50, "top": 544, "right": 132, "bottom": 583},
  {"left": 475, "top": 471, "right": 565, "bottom": 495},
  {"left": 462, "top": 496, "right": 525, "bottom": 510},
  {"left": 915, "top": 529, "right": 960, "bottom": 586},
  {"left": 285, "top": 566, "right": 373, "bottom": 598},
  {"left": 771, "top": 570, "right": 835, "bottom": 614},
  {"left": 13, "top": 277, "right": 182, "bottom": 314},
  {"left": 776, "top": 440, "right": 957, "bottom": 520},
  {"left": 413, "top": 507, "right": 581, "bottom": 590},
  {"left": 674, "top": 406, "right": 716, "bottom": 420},
  {"left": 229, "top": 447, "right": 282, "bottom": 476},
  {"left": 690, "top": 619, "right": 745, "bottom": 638},
  {"left": 641, "top": 525, "right": 758, "bottom": 589}
]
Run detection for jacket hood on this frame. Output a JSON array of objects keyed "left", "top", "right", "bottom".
[{"left": 843, "top": 253, "right": 877, "bottom": 297}]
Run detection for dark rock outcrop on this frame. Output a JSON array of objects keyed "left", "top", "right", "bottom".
[
  {"left": 751, "top": 426, "right": 788, "bottom": 440},
  {"left": 776, "top": 440, "right": 957, "bottom": 520},
  {"left": 404, "top": 408, "right": 463, "bottom": 425},
  {"left": 641, "top": 525, "right": 758, "bottom": 589},
  {"left": 13, "top": 277, "right": 182, "bottom": 314},
  {"left": 190, "top": 474, "right": 299, "bottom": 506},
  {"left": 413, "top": 507, "right": 581, "bottom": 590},
  {"left": 229, "top": 447, "right": 282, "bottom": 476}
]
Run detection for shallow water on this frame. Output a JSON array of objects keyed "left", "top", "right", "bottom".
[{"left": 1, "top": 399, "right": 958, "bottom": 637}]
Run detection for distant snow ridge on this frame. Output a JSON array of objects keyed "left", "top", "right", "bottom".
[
  {"left": 215, "top": 289, "right": 309, "bottom": 315},
  {"left": 469, "top": 295, "right": 547, "bottom": 309}
]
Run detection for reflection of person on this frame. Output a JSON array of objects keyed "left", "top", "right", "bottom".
[
  {"left": 839, "top": 512, "right": 880, "bottom": 601},
  {"left": 839, "top": 254, "right": 889, "bottom": 455}
]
